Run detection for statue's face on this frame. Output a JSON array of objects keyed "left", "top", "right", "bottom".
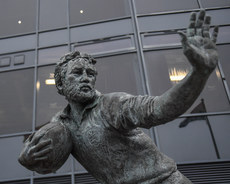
[{"left": 62, "top": 58, "right": 97, "bottom": 103}]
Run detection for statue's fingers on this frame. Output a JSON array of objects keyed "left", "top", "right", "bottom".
[
  {"left": 30, "top": 132, "right": 45, "bottom": 145},
  {"left": 178, "top": 31, "right": 187, "bottom": 43},
  {"left": 196, "top": 10, "right": 205, "bottom": 28},
  {"left": 178, "top": 31, "right": 193, "bottom": 54},
  {"left": 33, "top": 147, "right": 52, "bottom": 157},
  {"left": 27, "top": 132, "right": 35, "bottom": 142},
  {"left": 211, "top": 26, "right": 219, "bottom": 43},
  {"left": 203, "top": 16, "right": 211, "bottom": 38},
  {"left": 196, "top": 10, "right": 206, "bottom": 36},
  {"left": 34, "top": 156, "right": 49, "bottom": 161},
  {"left": 30, "top": 139, "right": 52, "bottom": 153},
  {"left": 187, "top": 12, "right": 196, "bottom": 36}
]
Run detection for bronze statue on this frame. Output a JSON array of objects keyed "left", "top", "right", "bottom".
[{"left": 19, "top": 10, "right": 219, "bottom": 184}]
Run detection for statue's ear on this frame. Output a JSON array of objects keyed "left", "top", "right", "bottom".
[{"left": 56, "top": 81, "right": 64, "bottom": 95}]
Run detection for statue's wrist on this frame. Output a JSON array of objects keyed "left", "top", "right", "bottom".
[{"left": 191, "top": 67, "right": 212, "bottom": 78}]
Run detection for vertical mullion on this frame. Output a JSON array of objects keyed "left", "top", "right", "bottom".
[
  {"left": 67, "top": 0, "right": 71, "bottom": 52},
  {"left": 129, "top": 0, "right": 159, "bottom": 147},
  {"left": 129, "top": 0, "right": 150, "bottom": 95},
  {"left": 31, "top": 0, "right": 40, "bottom": 183}
]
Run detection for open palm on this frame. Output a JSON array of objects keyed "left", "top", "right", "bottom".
[{"left": 178, "top": 10, "right": 219, "bottom": 75}]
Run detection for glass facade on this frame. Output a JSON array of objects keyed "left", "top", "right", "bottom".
[{"left": 0, "top": 0, "right": 230, "bottom": 183}]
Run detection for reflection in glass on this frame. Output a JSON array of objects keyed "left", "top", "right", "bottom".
[
  {"left": 144, "top": 50, "right": 230, "bottom": 113},
  {"left": 168, "top": 67, "right": 188, "bottom": 83},
  {"left": 0, "top": 69, "right": 34, "bottom": 135},
  {"left": 156, "top": 117, "right": 218, "bottom": 162},
  {"left": 95, "top": 53, "right": 143, "bottom": 95},
  {"left": 0, "top": 136, "right": 31, "bottom": 180},
  {"left": 70, "top": 0, "right": 130, "bottom": 25},
  {"left": 36, "top": 65, "right": 67, "bottom": 127},
  {"left": 135, "top": 0, "right": 198, "bottom": 15}
]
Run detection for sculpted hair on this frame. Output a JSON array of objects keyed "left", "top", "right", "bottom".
[{"left": 54, "top": 51, "right": 97, "bottom": 95}]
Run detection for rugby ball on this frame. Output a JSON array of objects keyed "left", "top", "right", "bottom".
[{"left": 32, "top": 121, "right": 72, "bottom": 174}]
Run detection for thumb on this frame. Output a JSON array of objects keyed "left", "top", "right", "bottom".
[
  {"left": 177, "top": 31, "right": 187, "bottom": 45},
  {"left": 177, "top": 31, "right": 193, "bottom": 53}
]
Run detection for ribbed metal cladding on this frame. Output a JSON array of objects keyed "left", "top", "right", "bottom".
[
  {"left": 75, "top": 173, "right": 100, "bottom": 184},
  {"left": 0, "top": 179, "right": 30, "bottom": 184},
  {"left": 178, "top": 161, "right": 230, "bottom": 184},
  {"left": 34, "top": 175, "right": 71, "bottom": 184}
]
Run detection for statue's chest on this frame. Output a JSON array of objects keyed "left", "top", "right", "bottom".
[{"left": 68, "top": 112, "right": 110, "bottom": 158}]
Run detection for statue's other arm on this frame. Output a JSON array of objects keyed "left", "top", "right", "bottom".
[{"left": 153, "top": 10, "right": 219, "bottom": 123}]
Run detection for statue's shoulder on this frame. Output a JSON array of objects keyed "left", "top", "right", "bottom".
[{"left": 101, "top": 92, "right": 133, "bottom": 103}]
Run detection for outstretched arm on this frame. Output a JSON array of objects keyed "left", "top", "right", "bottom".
[{"left": 153, "top": 10, "right": 219, "bottom": 122}]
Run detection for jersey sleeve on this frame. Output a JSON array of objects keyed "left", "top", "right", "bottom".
[{"left": 101, "top": 93, "right": 165, "bottom": 131}]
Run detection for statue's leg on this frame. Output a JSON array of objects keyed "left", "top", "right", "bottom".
[{"left": 161, "top": 170, "right": 193, "bottom": 184}]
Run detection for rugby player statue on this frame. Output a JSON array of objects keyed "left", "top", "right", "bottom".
[{"left": 19, "top": 10, "right": 219, "bottom": 184}]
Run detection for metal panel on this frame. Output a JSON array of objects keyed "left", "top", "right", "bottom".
[
  {"left": 0, "top": 35, "right": 36, "bottom": 54},
  {"left": 34, "top": 175, "right": 71, "bottom": 184},
  {"left": 178, "top": 161, "right": 230, "bottom": 183},
  {"left": 39, "top": 29, "right": 68, "bottom": 48},
  {"left": 75, "top": 173, "right": 100, "bottom": 184},
  {"left": 0, "top": 51, "right": 35, "bottom": 72},
  {"left": 0, "top": 179, "right": 30, "bottom": 184},
  {"left": 72, "top": 35, "right": 135, "bottom": 56},
  {"left": 70, "top": 19, "right": 133, "bottom": 42}
]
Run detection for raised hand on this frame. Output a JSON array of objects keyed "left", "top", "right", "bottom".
[
  {"left": 18, "top": 132, "right": 52, "bottom": 167},
  {"left": 178, "top": 10, "right": 219, "bottom": 75}
]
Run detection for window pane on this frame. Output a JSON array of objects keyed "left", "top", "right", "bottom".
[
  {"left": 96, "top": 53, "right": 144, "bottom": 95},
  {"left": 218, "top": 44, "right": 230, "bottom": 89},
  {"left": 0, "top": 0, "right": 36, "bottom": 37},
  {"left": 200, "top": 0, "right": 230, "bottom": 8},
  {"left": 156, "top": 117, "right": 218, "bottom": 162},
  {"left": 144, "top": 50, "right": 230, "bottom": 113},
  {"left": 39, "top": 0, "right": 68, "bottom": 31},
  {"left": 209, "top": 115, "right": 230, "bottom": 159},
  {"left": 38, "top": 46, "right": 68, "bottom": 65},
  {"left": 215, "top": 26, "right": 230, "bottom": 44},
  {"left": 0, "top": 136, "right": 31, "bottom": 180},
  {"left": 0, "top": 69, "right": 34, "bottom": 135},
  {"left": 36, "top": 65, "right": 67, "bottom": 127},
  {"left": 135, "top": 0, "right": 199, "bottom": 14},
  {"left": 70, "top": 0, "right": 130, "bottom": 25}
]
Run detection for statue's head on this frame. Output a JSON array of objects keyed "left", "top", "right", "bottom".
[{"left": 54, "top": 51, "right": 98, "bottom": 103}]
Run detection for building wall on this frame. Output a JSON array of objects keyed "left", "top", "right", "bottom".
[{"left": 0, "top": 0, "right": 230, "bottom": 183}]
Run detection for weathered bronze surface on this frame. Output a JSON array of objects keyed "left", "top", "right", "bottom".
[{"left": 19, "top": 10, "right": 219, "bottom": 184}]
